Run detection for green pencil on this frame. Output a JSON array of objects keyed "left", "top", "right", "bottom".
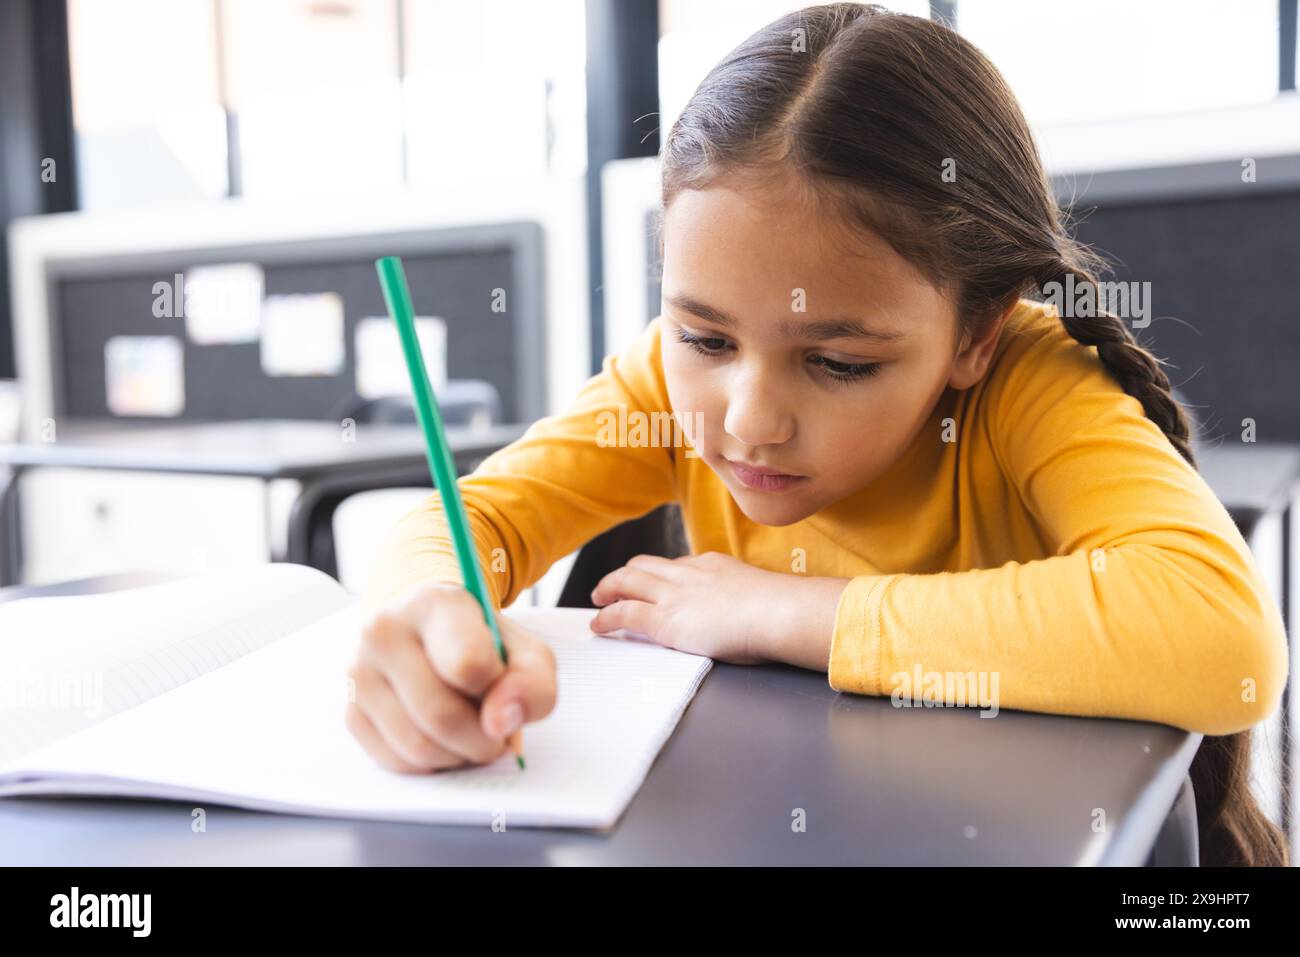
[{"left": 375, "top": 255, "right": 524, "bottom": 770}]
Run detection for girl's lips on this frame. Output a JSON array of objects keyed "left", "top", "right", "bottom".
[{"left": 726, "top": 459, "right": 807, "bottom": 492}]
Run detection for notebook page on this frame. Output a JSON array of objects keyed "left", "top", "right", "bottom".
[
  {"left": 0, "top": 563, "right": 351, "bottom": 766},
  {"left": 0, "top": 605, "right": 713, "bottom": 829}
]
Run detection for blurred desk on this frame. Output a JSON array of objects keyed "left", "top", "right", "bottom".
[
  {"left": 1198, "top": 443, "right": 1300, "bottom": 538},
  {"left": 0, "top": 569, "right": 185, "bottom": 604},
  {"left": 0, "top": 418, "right": 527, "bottom": 587}
]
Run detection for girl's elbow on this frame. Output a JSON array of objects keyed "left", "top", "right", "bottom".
[{"left": 1185, "top": 601, "right": 1288, "bottom": 735}]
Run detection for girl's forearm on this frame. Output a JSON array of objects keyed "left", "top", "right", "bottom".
[{"left": 761, "top": 576, "right": 852, "bottom": 672}]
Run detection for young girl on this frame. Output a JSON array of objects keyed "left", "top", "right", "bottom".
[{"left": 349, "top": 3, "right": 1288, "bottom": 866}]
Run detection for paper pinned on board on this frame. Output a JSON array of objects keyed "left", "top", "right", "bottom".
[
  {"left": 104, "top": 335, "right": 185, "bottom": 417},
  {"left": 354, "top": 314, "right": 447, "bottom": 399},
  {"left": 260, "top": 292, "right": 346, "bottom": 377},
  {"left": 183, "top": 263, "right": 264, "bottom": 345}
]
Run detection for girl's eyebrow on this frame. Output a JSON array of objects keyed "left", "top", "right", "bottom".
[{"left": 665, "top": 291, "right": 908, "bottom": 343}]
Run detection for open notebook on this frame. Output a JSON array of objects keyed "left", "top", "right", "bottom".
[{"left": 0, "top": 564, "right": 712, "bottom": 829}]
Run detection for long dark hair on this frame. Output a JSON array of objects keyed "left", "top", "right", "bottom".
[{"left": 658, "top": 2, "right": 1286, "bottom": 866}]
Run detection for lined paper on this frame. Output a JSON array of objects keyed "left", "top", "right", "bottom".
[
  {"left": 0, "top": 564, "right": 352, "bottom": 766},
  {"left": 0, "top": 602, "right": 712, "bottom": 830}
]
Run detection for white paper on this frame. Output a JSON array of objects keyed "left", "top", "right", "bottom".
[
  {"left": 0, "top": 563, "right": 351, "bottom": 767},
  {"left": 0, "top": 603, "right": 711, "bottom": 830},
  {"left": 184, "top": 263, "right": 264, "bottom": 344},
  {"left": 104, "top": 335, "right": 185, "bottom": 417},
  {"left": 259, "top": 292, "right": 346, "bottom": 377},
  {"left": 354, "top": 314, "right": 447, "bottom": 400}
]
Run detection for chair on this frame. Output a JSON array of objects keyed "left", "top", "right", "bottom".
[
  {"left": 554, "top": 504, "right": 687, "bottom": 607},
  {"left": 328, "top": 379, "right": 503, "bottom": 430}
]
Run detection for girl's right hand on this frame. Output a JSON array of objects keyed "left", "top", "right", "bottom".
[{"left": 345, "top": 582, "right": 557, "bottom": 772}]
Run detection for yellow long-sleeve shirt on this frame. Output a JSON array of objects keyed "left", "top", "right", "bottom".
[{"left": 364, "top": 299, "right": 1288, "bottom": 736}]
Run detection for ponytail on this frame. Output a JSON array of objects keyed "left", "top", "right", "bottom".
[{"left": 1037, "top": 260, "right": 1288, "bottom": 867}]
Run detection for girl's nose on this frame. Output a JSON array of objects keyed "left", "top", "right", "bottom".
[{"left": 723, "top": 377, "right": 795, "bottom": 448}]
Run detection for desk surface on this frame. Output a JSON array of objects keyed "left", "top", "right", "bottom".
[
  {"left": 0, "top": 418, "right": 528, "bottom": 479},
  {"left": 0, "top": 602, "right": 1198, "bottom": 865}
]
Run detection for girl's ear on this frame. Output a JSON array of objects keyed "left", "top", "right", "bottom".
[{"left": 947, "top": 303, "right": 1016, "bottom": 391}]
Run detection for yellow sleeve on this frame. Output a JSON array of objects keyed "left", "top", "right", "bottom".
[
  {"left": 362, "top": 318, "right": 678, "bottom": 615},
  {"left": 827, "top": 323, "right": 1288, "bottom": 736}
]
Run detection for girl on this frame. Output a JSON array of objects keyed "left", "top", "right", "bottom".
[{"left": 349, "top": 3, "right": 1289, "bottom": 866}]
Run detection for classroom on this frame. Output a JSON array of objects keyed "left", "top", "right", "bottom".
[{"left": 0, "top": 0, "right": 1297, "bottom": 913}]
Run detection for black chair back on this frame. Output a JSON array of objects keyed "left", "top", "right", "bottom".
[{"left": 557, "top": 504, "right": 688, "bottom": 608}]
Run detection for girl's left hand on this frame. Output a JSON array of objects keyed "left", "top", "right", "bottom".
[{"left": 588, "top": 551, "right": 843, "bottom": 665}]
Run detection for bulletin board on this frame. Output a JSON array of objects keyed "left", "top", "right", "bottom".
[{"left": 45, "top": 222, "right": 546, "bottom": 424}]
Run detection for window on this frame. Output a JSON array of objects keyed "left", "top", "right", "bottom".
[
  {"left": 69, "top": 0, "right": 229, "bottom": 209},
  {"left": 957, "top": 0, "right": 1280, "bottom": 128},
  {"left": 67, "top": 0, "right": 588, "bottom": 210},
  {"left": 401, "top": 0, "right": 587, "bottom": 188},
  {"left": 221, "top": 0, "right": 404, "bottom": 200}
]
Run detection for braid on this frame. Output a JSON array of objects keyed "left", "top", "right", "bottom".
[
  {"left": 1036, "top": 260, "right": 1286, "bottom": 866},
  {"left": 1044, "top": 262, "right": 1198, "bottom": 469}
]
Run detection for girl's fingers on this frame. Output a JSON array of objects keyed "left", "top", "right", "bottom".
[
  {"left": 392, "top": 583, "right": 507, "bottom": 698},
  {"left": 480, "top": 620, "right": 558, "bottom": 740},
  {"left": 352, "top": 585, "right": 555, "bottom": 769},
  {"left": 375, "top": 634, "right": 507, "bottom": 765},
  {"left": 343, "top": 699, "right": 427, "bottom": 774},
  {"left": 625, "top": 553, "right": 690, "bottom": 580},
  {"left": 591, "top": 566, "right": 671, "bottom": 607},
  {"left": 350, "top": 664, "right": 463, "bottom": 771},
  {"left": 589, "top": 598, "right": 659, "bottom": 643}
]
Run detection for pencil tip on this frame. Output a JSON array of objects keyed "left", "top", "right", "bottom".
[{"left": 516, "top": 755, "right": 526, "bottom": 770}]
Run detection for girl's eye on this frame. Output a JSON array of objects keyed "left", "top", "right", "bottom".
[
  {"left": 674, "top": 326, "right": 881, "bottom": 384},
  {"left": 674, "top": 327, "right": 731, "bottom": 356},
  {"left": 808, "top": 354, "right": 883, "bottom": 383}
]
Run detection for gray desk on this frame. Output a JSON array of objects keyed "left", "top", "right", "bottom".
[
  {"left": 0, "top": 418, "right": 527, "bottom": 585},
  {"left": 0, "top": 573, "right": 1199, "bottom": 866}
]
